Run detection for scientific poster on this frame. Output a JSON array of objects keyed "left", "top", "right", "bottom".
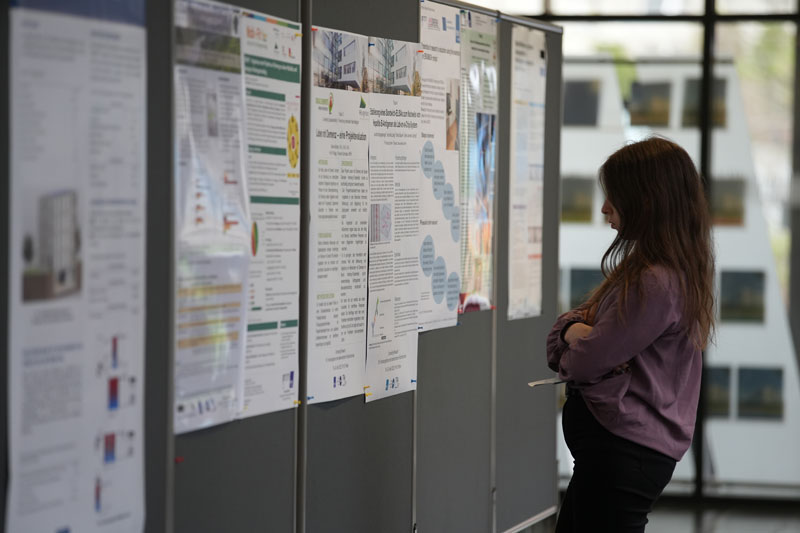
[
  {"left": 306, "top": 27, "right": 371, "bottom": 404},
  {"left": 508, "top": 25, "right": 547, "bottom": 320},
  {"left": 417, "top": 1, "right": 462, "bottom": 331},
  {"left": 240, "top": 10, "right": 302, "bottom": 417},
  {"left": 7, "top": 3, "right": 146, "bottom": 532},
  {"left": 174, "top": 0, "right": 251, "bottom": 433},
  {"left": 364, "top": 37, "right": 424, "bottom": 402},
  {"left": 459, "top": 11, "right": 498, "bottom": 312}
]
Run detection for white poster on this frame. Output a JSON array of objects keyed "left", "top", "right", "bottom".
[
  {"left": 459, "top": 11, "right": 498, "bottom": 313},
  {"left": 417, "top": 2, "right": 462, "bottom": 331},
  {"left": 508, "top": 25, "right": 547, "bottom": 320},
  {"left": 8, "top": 4, "right": 146, "bottom": 532},
  {"left": 240, "top": 10, "right": 302, "bottom": 417},
  {"left": 364, "top": 38, "right": 424, "bottom": 402},
  {"left": 173, "top": 0, "right": 251, "bottom": 433},
  {"left": 306, "top": 27, "right": 371, "bottom": 404}
]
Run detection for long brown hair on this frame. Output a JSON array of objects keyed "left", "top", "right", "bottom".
[{"left": 584, "top": 137, "right": 715, "bottom": 348}]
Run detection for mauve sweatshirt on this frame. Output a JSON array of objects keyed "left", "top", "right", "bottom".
[{"left": 546, "top": 266, "right": 701, "bottom": 461}]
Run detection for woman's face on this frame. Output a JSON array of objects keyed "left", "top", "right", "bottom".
[{"left": 601, "top": 197, "right": 621, "bottom": 231}]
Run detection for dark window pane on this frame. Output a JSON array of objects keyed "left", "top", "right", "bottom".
[
  {"left": 629, "top": 81, "right": 671, "bottom": 126},
  {"left": 563, "top": 80, "right": 600, "bottom": 126},
  {"left": 711, "top": 178, "right": 745, "bottom": 225},
  {"left": 683, "top": 77, "right": 727, "bottom": 127},
  {"left": 705, "top": 367, "right": 731, "bottom": 417},
  {"left": 561, "top": 177, "right": 595, "bottom": 223},
  {"left": 570, "top": 268, "right": 604, "bottom": 309},
  {"left": 720, "top": 271, "right": 765, "bottom": 322},
  {"left": 738, "top": 368, "right": 783, "bottom": 420}
]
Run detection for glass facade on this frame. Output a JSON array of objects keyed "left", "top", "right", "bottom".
[{"left": 478, "top": 0, "right": 800, "bottom": 503}]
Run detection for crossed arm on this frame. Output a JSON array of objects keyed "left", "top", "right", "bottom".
[{"left": 545, "top": 270, "right": 678, "bottom": 384}]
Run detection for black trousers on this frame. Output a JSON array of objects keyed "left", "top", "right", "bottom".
[{"left": 556, "top": 392, "right": 677, "bottom": 533}]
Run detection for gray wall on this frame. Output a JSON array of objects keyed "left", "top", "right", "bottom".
[{"left": 2, "top": 2, "right": 562, "bottom": 532}]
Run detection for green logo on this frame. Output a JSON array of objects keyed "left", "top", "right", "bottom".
[
  {"left": 328, "top": 92, "right": 334, "bottom": 114},
  {"left": 360, "top": 96, "right": 366, "bottom": 109}
]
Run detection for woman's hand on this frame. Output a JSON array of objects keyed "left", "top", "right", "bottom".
[{"left": 564, "top": 323, "right": 593, "bottom": 345}]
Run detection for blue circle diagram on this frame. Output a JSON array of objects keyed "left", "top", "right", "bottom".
[
  {"left": 432, "top": 257, "right": 447, "bottom": 304},
  {"left": 446, "top": 272, "right": 460, "bottom": 311},
  {"left": 450, "top": 208, "right": 460, "bottom": 242},
  {"left": 432, "top": 161, "right": 445, "bottom": 200},
  {"left": 421, "top": 141, "right": 435, "bottom": 178},
  {"left": 420, "top": 235, "right": 435, "bottom": 277},
  {"left": 441, "top": 182, "right": 455, "bottom": 221}
]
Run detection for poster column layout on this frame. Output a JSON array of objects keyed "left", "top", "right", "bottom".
[
  {"left": 459, "top": 11, "right": 498, "bottom": 313},
  {"left": 239, "top": 11, "right": 302, "bottom": 417},
  {"left": 306, "top": 27, "right": 371, "bottom": 404},
  {"left": 417, "top": 1, "right": 462, "bottom": 331},
  {"left": 364, "top": 38, "right": 424, "bottom": 402},
  {"left": 8, "top": 4, "right": 146, "bottom": 532},
  {"left": 174, "top": 0, "right": 251, "bottom": 433},
  {"left": 508, "top": 25, "right": 547, "bottom": 320}
]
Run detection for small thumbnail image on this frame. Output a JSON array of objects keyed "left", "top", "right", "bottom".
[
  {"left": 446, "top": 78, "right": 460, "bottom": 151},
  {"left": 369, "top": 204, "right": 392, "bottom": 243},
  {"left": 22, "top": 189, "right": 82, "bottom": 302}
]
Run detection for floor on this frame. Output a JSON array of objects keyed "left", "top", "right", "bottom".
[
  {"left": 528, "top": 498, "right": 800, "bottom": 533},
  {"left": 647, "top": 500, "right": 800, "bottom": 533}
]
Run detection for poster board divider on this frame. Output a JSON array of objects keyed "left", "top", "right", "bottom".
[{"left": 146, "top": 0, "right": 176, "bottom": 531}]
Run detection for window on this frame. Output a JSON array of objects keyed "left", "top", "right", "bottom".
[
  {"left": 343, "top": 61, "right": 356, "bottom": 75},
  {"left": 683, "top": 77, "right": 727, "bottom": 127},
  {"left": 560, "top": 177, "right": 595, "bottom": 223},
  {"left": 569, "top": 268, "right": 604, "bottom": 309},
  {"left": 629, "top": 81, "right": 671, "bottom": 126},
  {"left": 705, "top": 367, "right": 731, "bottom": 417},
  {"left": 563, "top": 80, "right": 600, "bottom": 126},
  {"left": 738, "top": 368, "right": 783, "bottom": 420},
  {"left": 720, "top": 271, "right": 765, "bottom": 322},
  {"left": 395, "top": 66, "right": 407, "bottom": 80},
  {"left": 711, "top": 178, "right": 745, "bottom": 225},
  {"left": 343, "top": 41, "right": 355, "bottom": 58}
]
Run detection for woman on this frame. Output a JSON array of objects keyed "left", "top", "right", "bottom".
[{"left": 547, "top": 137, "right": 715, "bottom": 532}]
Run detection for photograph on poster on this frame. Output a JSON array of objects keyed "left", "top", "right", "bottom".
[
  {"left": 312, "top": 30, "right": 369, "bottom": 91},
  {"left": 21, "top": 189, "right": 82, "bottom": 301},
  {"left": 369, "top": 39, "right": 421, "bottom": 95},
  {"left": 446, "top": 78, "right": 460, "bottom": 150},
  {"left": 463, "top": 111, "right": 496, "bottom": 304}
]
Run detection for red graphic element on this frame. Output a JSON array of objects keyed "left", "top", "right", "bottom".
[{"left": 223, "top": 215, "right": 239, "bottom": 233}]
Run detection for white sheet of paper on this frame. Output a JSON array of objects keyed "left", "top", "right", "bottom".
[
  {"left": 528, "top": 377, "right": 564, "bottom": 388},
  {"left": 306, "top": 27, "right": 371, "bottom": 404},
  {"left": 8, "top": 6, "right": 146, "bottom": 532},
  {"left": 173, "top": 0, "right": 251, "bottom": 433},
  {"left": 364, "top": 38, "right": 424, "bottom": 402},
  {"left": 239, "top": 10, "right": 302, "bottom": 417},
  {"left": 417, "top": 2, "right": 462, "bottom": 331},
  {"left": 508, "top": 25, "right": 547, "bottom": 320}
]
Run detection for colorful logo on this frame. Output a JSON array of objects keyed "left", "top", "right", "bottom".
[
  {"left": 328, "top": 92, "right": 334, "bottom": 114},
  {"left": 287, "top": 114, "right": 299, "bottom": 168},
  {"left": 360, "top": 96, "right": 367, "bottom": 109}
]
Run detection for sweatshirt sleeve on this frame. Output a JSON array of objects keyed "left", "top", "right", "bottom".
[
  {"left": 557, "top": 269, "right": 680, "bottom": 384},
  {"left": 546, "top": 306, "right": 588, "bottom": 373}
]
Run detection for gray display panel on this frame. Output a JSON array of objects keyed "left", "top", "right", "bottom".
[
  {"left": 171, "top": 1, "right": 300, "bottom": 532},
  {"left": 494, "top": 22, "right": 563, "bottom": 533}
]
